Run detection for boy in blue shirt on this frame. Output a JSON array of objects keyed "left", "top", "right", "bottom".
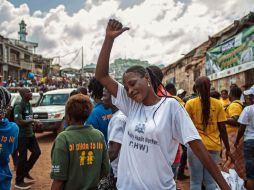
[
  {"left": 86, "top": 77, "right": 112, "bottom": 142},
  {"left": 0, "top": 87, "right": 19, "bottom": 190}
]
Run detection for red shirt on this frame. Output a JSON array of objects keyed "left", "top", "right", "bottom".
[{"left": 157, "top": 85, "right": 172, "bottom": 96}]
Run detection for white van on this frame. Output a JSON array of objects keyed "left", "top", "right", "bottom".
[{"left": 32, "top": 88, "right": 75, "bottom": 133}]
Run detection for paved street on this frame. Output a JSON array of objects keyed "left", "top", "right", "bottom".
[{"left": 10, "top": 132, "right": 190, "bottom": 190}]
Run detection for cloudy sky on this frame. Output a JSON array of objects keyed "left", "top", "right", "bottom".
[{"left": 0, "top": 0, "right": 253, "bottom": 69}]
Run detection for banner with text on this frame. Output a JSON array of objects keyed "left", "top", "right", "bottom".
[{"left": 206, "top": 25, "right": 254, "bottom": 80}]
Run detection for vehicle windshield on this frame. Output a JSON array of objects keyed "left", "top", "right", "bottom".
[
  {"left": 39, "top": 94, "right": 69, "bottom": 106},
  {"left": 31, "top": 96, "right": 40, "bottom": 105}
]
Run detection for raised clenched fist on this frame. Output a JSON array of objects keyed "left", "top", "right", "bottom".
[{"left": 106, "top": 19, "right": 129, "bottom": 40}]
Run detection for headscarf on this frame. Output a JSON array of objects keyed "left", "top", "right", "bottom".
[{"left": 0, "top": 87, "right": 11, "bottom": 118}]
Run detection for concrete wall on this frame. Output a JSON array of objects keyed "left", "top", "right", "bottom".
[
  {"left": 211, "top": 68, "right": 254, "bottom": 92},
  {"left": 163, "top": 56, "right": 206, "bottom": 95}
]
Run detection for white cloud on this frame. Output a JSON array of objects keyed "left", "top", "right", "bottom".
[{"left": 0, "top": 0, "right": 253, "bottom": 69}]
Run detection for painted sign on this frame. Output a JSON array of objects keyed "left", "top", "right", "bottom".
[{"left": 206, "top": 25, "right": 254, "bottom": 80}]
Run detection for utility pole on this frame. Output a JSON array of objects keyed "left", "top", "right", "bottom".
[
  {"left": 81, "top": 46, "right": 84, "bottom": 85},
  {"left": 81, "top": 46, "right": 84, "bottom": 73},
  {"left": 48, "top": 58, "right": 52, "bottom": 77}
]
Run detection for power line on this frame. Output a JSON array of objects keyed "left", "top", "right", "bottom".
[
  {"left": 61, "top": 48, "right": 81, "bottom": 67},
  {"left": 59, "top": 49, "right": 80, "bottom": 58},
  {"left": 48, "top": 47, "right": 82, "bottom": 59}
]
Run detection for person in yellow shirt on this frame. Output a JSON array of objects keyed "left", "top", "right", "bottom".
[
  {"left": 210, "top": 90, "right": 221, "bottom": 100},
  {"left": 185, "top": 76, "right": 231, "bottom": 190},
  {"left": 225, "top": 86, "right": 243, "bottom": 133},
  {"left": 177, "top": 89, "right": 187, "bottom": 101},
  {"left": 223, "top": 86, "right": 244, "bottom": 173},
  {"left": 220, "top": 89, "right": 231, "bottom": 108}
]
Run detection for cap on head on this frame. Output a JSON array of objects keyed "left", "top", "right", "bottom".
[
  {"left": 177, "top": 89, "right": 186, "bottom": 96},
  {"left": 243, "top": 86, "right": 254, "bottom": 96}
]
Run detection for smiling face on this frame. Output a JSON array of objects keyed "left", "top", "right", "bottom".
[{"left": 123, "top": 72, "right": 150, "bottom": 103}]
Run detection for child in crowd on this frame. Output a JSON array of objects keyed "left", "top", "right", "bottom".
[
  {"left": 0, "top": 87, "right": 19, "bottom": 190},
  {"left": 51, "top": 94, "right": 109, "bottom": 190}
]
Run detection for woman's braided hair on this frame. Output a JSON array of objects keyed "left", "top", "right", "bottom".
[{"left": 195, "top": 76, "right": 211, "bottom": 129}]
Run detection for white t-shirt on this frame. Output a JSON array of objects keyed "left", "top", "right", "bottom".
[
  {"left": 238, "top": 104, "right": 254, "bottom": 141},
  {"left": 108, "top": 110, "right": 126, "bottom": 177},
  {"left": 112, "top": 83, "right": 201, "bottom": 190}
]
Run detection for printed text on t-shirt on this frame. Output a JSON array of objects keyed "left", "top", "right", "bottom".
[
  {"left": 128, "top": 131, "right": 158, "bottom": 153},
  {"left": 1, "top": 135, "right": 15, "bottom": 143},
  {"left": 69, "top": 142, "right": 104, "bottom": 151}
]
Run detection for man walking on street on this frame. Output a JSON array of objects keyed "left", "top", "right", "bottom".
[{"left": 14, "top": 88, "right": 41, "bottom": 189}]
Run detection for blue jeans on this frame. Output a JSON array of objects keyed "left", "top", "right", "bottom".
[
  {"left": 0, "top": 164, "right": 12, "bottom": 190},
  {"left": 244, "top": 139, "right": 254, "bottom": 180},
  {"left": 188, "top": 148, "right": 220, "bottom": 190}
]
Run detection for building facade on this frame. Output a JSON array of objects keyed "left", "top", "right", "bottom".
[
  {"left": 163, "top": 12, "right": 254, "bottom": 94},
  {"left": 163, "top": 41, "right": 210, "bottom": 93},
  {"left": 0, "top": 20, "right": 52, "bottom": 82}
]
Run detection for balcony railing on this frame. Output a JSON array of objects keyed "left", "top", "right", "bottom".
[{"left": 9, "top": 58, "right": 20, "bottom": 65}]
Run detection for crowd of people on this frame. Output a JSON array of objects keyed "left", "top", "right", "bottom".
[
  {"left": 1, "top": 75, "right": 82, "bottom": 93},
  {"left": 0, "top": 19, "right": 254, "bottom": 190}
]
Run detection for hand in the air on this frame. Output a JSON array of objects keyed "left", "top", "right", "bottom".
[{"left": 106, "top": 19, "right": 129, "bottom": 40}]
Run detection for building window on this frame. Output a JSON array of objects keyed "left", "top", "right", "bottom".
[
  {"left": 10, "top": 49, "right": 20, "bottom": 64},
  {"left": 24, "top": 54, "right": 30, "bottom": 62}
]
